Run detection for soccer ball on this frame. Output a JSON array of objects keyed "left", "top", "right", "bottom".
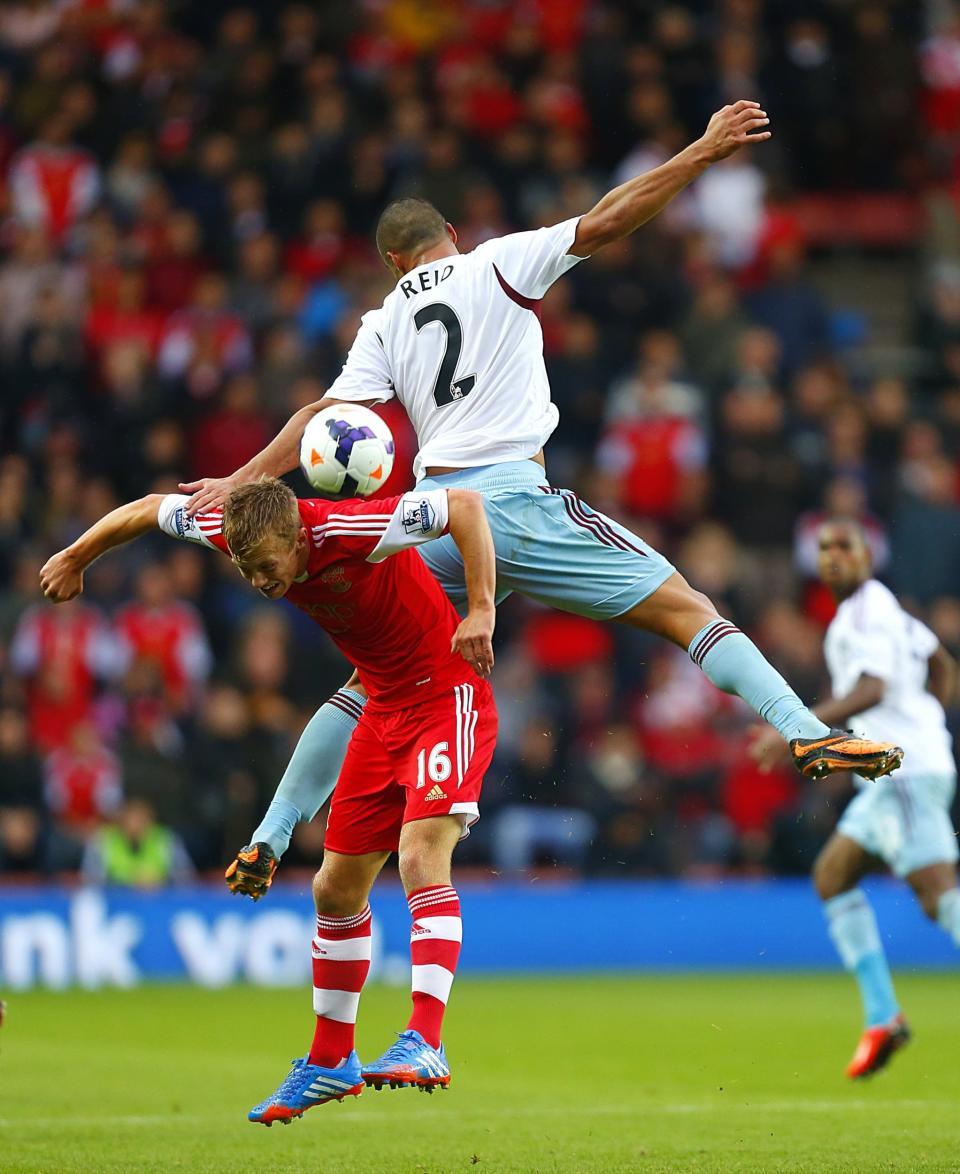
[{"left": 299, "top": 404, "right": 395, "bottom": 497}]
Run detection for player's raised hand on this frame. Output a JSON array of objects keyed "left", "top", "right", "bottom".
[
  {"left": 39, "top": 549, "right": 85, "bottom": 603},
  {"left": 178, "top": 473, "right": 242, "bottom": 518},
  {"left": 699, "top": 100, "right": 771, "bottom": 163},
  {"left": 451, "top": 608, "right": 495, "bottom": 677},
  {"left": 225, "top": 842, "right": 278, "bottom": 900},
  {"left": 747, "top": 723, "right": 790, "bottom": 772}
]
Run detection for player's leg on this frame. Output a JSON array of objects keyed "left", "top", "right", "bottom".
[
  {"left": 616, "top": 573, "right": 901, "bottom": 779},
  {"left": 814, "top": 802, "right": 909, "bottom": 1078},
  {"left": 308, "top": 848, "right": 389, "bottom": 1068},
  {"left": 907, "top": 860, "right": 960, "bottom": 927},
  {"left": 419, "top": 468, "right": 900, "bottom": 778},
  {"left": 362, "top": 679, "right": 497, "bottom": 1092},
  {"left": 249, "top": 715, "right": 401, "bottom": 1125},
  {"left": 245, "top": 673, "right": 368, "bottom": 862},
  {"left": 362, "top": 814, "right": 463, "bottom": 1093},
  {"left": 247, "top": 849, "right": 386, "bottom": 1125},
  {"left": 898, "top": 773, "right": 960, "bottom": 943}
]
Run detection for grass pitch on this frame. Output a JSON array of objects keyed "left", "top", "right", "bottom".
[{"left": 1, "top": 973, "right": 958, "bottom": 1173}]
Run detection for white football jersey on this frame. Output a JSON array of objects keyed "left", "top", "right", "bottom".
[
  {"left": 824, "top": 578, "right": 954, "bottom": 781},
  {"left": 328, "top": 218, "right": 586, "bottom": 479}
]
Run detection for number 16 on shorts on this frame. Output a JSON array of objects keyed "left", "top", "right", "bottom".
[
  {"left": 399, "top": 680, "right": 498, "bottom": 834},
  {"left": 417, "top": 741, "right": 452, "bottom": 789}
]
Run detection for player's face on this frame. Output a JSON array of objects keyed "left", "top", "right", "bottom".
[
  {"left": 232, "top": 531, "right": 307, "bottom": 599},
  {"left": 817, "top": 523, "right": 871, "bottom": 592}
]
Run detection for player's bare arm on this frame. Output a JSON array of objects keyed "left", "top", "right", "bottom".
[
  {"left": 40, "top": 494, "right": 165, "bottom": 602},
  {"left": 749, "top": 673, "right": 886, "bottom": 770},
  {"left": 180, "top": 396, "right": 374, "bottom": 517},
  {"left": 926, "top": 644, "right": 958, "bottom": 707},
  {"left": 444, "top": 489, "right": 496, "bottom": 676},
  {"left": 571, "top": 100, "right": 771, "bottom": 258}
]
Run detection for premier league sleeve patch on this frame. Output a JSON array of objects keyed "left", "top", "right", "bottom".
[
  {"left": 366, "top": 491, "right": 449, "bottom": 563},
  {"left": 402, "top": 498, "right": 435, "bottom": 534}
]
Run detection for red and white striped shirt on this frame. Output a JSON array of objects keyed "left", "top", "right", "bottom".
[{"left": 157, "top": 491, "right": 476, "bottom": 711}]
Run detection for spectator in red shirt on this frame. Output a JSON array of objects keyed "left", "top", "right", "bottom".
[
  {"left": 43, "top": 721, "right": 122, "bottom": 832},
  {"left": 9, "top": 113, "right": 100, "bottom": 244},
  {"left": 113, "top": 560, "right": 212, "bottom": 711},
  {"left": 188, "top": 372, "right": 272, "bottom": 482},
  {"left": 9, "top": 599, "right": 120, "bottom": 751}
]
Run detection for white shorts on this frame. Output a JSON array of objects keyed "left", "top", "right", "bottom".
[
  {"left": 837, "top": 773, "right": 958, "bottom": 878},
  {"left": 417, "top": 460, "right": 675, "bottom": 619}
]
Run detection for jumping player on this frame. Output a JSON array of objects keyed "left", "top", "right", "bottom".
[
  {"left": 39, "top": 477, "right": 498, "bottom": 1122},
  {"left": 183, "top": 101, "right": 903, "bottom": 868},
  {"left": 751, "top": 519, "right": 960, "bottom": 1078}
]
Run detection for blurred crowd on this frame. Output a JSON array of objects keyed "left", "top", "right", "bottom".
[{"left": 2, "top": 0, "right": 960, "bottom": 887}]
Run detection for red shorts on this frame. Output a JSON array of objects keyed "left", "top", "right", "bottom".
[{"left": 324, "top": 678, "right": 498, "bottom": 856}]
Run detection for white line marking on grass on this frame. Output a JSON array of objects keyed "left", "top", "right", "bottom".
[{"left": 0, "top": 1099, "right": 946, "bottom": 1131}]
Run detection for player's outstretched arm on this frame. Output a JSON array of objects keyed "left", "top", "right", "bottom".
[
  {"left": 40, "top": 494, "right": 166, "bottom": 603},
  {"left": 571, "top": 100, "right": 771, "bottom": 258},
  {"left": 445, "top": 489, "right": 496, "bottom": 677}
]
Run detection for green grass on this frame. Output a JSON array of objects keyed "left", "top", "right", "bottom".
[{"left": 1, "top": 974, "right": 959, "bottom": 1173}]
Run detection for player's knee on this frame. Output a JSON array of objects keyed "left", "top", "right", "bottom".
[
  {"left": 812, "top": 850, "right": 843, "bottom": 900},
  {"left": 398, "top": 844, "right": 450, "bottom": 893},
  {"left": 312, "top": 869, "right": 368, "bottom": 917},
  {"left": 912, "top": 884, "right": 942, "bottom": 922}
]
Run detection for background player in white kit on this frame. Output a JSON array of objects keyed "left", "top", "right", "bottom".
[
  {"left": 184, "top": 101, "right": 902, "bottom": 881},
  {"left": 751, "top": 519, "right": 960, "bottom": 1078}
]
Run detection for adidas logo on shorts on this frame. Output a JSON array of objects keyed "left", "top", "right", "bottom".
[{"left": 424, "top": 784, "right": 447, "bottom": 801}]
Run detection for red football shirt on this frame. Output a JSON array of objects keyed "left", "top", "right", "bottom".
[{"left": 158, "top": 491, "right": 478, "bottom": 711}]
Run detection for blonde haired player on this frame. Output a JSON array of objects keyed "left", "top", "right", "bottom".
[
  {"left": 752, "top": 519, "right": 960, "bottom": 1078},
  {"left": 41, "top": 478, "right": 498, "bottom": 1121}
]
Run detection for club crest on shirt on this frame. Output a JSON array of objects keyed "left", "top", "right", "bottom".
[
  {"left": 320, "top": 564, "right": 352, "bottom": 593},
  {"left": 402, "top": 498, "right": 434, "bottom": 534}
]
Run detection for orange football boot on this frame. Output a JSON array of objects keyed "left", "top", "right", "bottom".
[
  {"left": 789, "top": 730, "right": 904, "bottom": 780},
  {"left": 845, "top": 1014, "right": 911, "bottom": 1079}
]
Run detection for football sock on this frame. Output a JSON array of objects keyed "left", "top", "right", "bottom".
[
  {"left": 406, "top": 885, "right": 462, "bottom": 1049},
  {"left": 688, "top": 619, "right": 830, "bottom": 742},
  {"left": 824, "top": 889, "right": 899, "bottom": 1027},
  {"left": 309, "top": 905, "right": 372, "bottom": 1067},
  {"left": 936, "top": 888, "right": 960, "bottom": 946},
  {"left": 250, "top": 688, "right": 366, "bottom": 857}
]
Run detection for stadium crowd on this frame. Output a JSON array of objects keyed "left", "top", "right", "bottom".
[{"left": 1, "top": 0, "right": 960, "bottom": 886}]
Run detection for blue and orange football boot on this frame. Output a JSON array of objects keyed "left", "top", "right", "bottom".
[
  {"left": 361, "top": 1029, "right": 450, "bottom": 1094},
  {"left": 248, "top": 1052, "right": 363, "bottom": 1125},
  {"left": 845, "top": 1014, "right": 911, "bottom": 1079}
]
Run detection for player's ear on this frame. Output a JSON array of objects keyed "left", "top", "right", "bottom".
[
  {"left": 385, "top": 250, "right": 403, "bottom": 277},
  {"left": 446, "top": 222, "right": 458, "bottom": 245}
]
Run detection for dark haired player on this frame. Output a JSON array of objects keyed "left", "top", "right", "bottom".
[
  {"left": 184, "top": 102, "right": 902, "bottom": 880},
  {"left": 752, "top": 519, "right": 960, "bottom": 1078}
]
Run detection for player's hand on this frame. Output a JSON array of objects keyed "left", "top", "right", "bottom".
[
  {"left": 39, "top": 550, "right": 85, "bottom": 603},
  {"left": 451, "top": 607, "right": 495, "bottom": 677},
  {"left": 225, "top": 842, "right": 278, "bottom": 900},
  {"left": 178, "top": 473, "right": 243, "bottom": 517},
  {"left": 747, "top": 724, "right": 790, "bottom": 772},
  {"left": 699, "top": 100, "right": 771, "bottom": 163}
]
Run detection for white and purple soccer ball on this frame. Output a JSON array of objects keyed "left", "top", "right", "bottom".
[{"left": 299, "top": 403, "right": 396, "bottom": 497}]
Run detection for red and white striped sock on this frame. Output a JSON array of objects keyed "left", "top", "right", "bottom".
[
  {"left": 308, "top": 905, "right": 372, "bottom": 1067},
  {"left": 406, "top": 885, "right": 461, "bottom": 1049}
]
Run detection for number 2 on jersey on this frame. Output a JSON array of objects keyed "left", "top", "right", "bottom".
[{"left": 414, "top": 303, "right": 477, "bottom": 407}]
